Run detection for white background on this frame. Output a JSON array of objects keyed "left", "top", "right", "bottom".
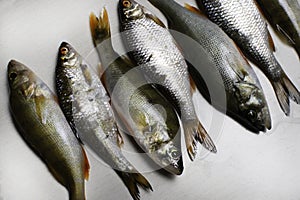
[{"left": 1, "top": 0, "right": 300, "bottom": 199}]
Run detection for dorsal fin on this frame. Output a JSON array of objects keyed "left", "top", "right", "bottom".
[{"left": 146, "top": 13, "right": 166, "bottom": 28}]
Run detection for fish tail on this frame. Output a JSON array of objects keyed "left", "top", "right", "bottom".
[
  {"left": 183, "top": 120, "right": 217, "bottom": 161},
  {"left": 115, "top": 170, "right": 153, "bottom": 200},
  {"left": 272, "top": 73, "right": 300, "bottom": 115},
  {"left": 89, "top": 7, "right": 111, "bottom": 46}
]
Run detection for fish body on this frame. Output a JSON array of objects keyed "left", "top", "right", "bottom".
[
  {"left": 118, "top": 0, "right": 217, "bottom": 161},
  {"left": 90, "top": 9, "right": 183, "bottom": 175},
  {"left": 56, "top": 42, "right": 152, "bottom": 200},
  {"left": 8, "top": 60, "right": 89, "bottom": 200},
  {"left": 147, "top": 0, "right": 271, "bottom": 132},
  {"left": 197, "top": 0, "right": 300, "bottom": 115},
  {"left": 255, "top": 0, "right": 300, "bottom": 58}
]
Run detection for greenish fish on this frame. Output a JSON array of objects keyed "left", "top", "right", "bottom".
[
  {"left": 118, "top": 0, "right": 217, "bottom": 161},
  {"left": 89, "top": 8, "right": 183, "bottom": 174},
  {"left": 8, "top": 60, "right": 90, "bottom": 200}
]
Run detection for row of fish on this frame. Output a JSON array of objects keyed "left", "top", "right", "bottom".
[{"left": 7, "top": 0, "right": 300, "bottom": 199}]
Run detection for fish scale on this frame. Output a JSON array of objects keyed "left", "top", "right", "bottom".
[{"left": 198, "top": 0, "right": 300, "bottom": 115}]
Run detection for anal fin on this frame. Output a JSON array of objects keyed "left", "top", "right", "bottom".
[{"left": 81, "top": 145, "right": 90, "bottom": 181}]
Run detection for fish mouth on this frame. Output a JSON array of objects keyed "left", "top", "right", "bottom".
[
  {"left": 8, "top": 59, "right": 28, "bottom": 73},
  {"left": 163, "top": 156, "right": 184, "bottom": 175},
  {"left": 228, "top": 110, "right": 269, "bottom": 133}
]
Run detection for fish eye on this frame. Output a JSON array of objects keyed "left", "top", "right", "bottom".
[
  {"left": 60, "top": 47, "right": 69, "bottom": 55},
  {"left": 171, "top": 151, "right": 179, "bottom": 158},
  {"left": 9, "top": 72, "right": 17, "bottom": 81},
  {"left": 247, "top": 110, "right": 257, "bottom": 119},
  {"left": 123, "top": 0, "right": 131, "bottom": 8}
]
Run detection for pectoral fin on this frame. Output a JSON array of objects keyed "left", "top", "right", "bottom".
[{"left": 34, "top": 95, "right": 48, "bottom": 125}]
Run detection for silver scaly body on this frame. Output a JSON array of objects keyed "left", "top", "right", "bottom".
[
  {"left": 119, "top": 0, "right": 217, "bottom": 160},
  {"left": 56, "top": 42, "right": 152, "bottom": 200}
]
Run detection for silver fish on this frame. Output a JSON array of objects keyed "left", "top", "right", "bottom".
[
  {"left": 118, "top": 0, "right": 217, "bottom": 161},
  {"left": 255, "top": 0, "right": 300, "bottom": 58},
  {"left": 197, "top": 0, "right": 300, "bottom": 115},
  {"left": 55, "top": 42, "right": 152, "bottom": 200},
  {"left": 90, "top": 8, "right": 183, "bottom": 175},
  {"left": 8, "top": 60, "right": 89, "bottom": 200},
  {"left": 146, "top": 0, "right": 271, "bottom": 132}
]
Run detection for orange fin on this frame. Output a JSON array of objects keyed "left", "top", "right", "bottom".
[
  {"left": 116, "top": 129, "right": 124, "bottom": 148},
  {"left": 89, "top": 8, "right": 111, "bottom": 47},
  {"left": 190, "top": 75, "right": 197, "bottom": 94},
  {"left": 146, "top": 13, "right": 166, "bottom": 28},
  {"left": 267, "top": 30, "right": 276, "bottom": 52},
  {"left": 184, "top": 3, "right": 206, "bottom": 17},
  {"left": 81, "top": 145, "right": 90, "bottom": 180},
  {"left": 89, "top": 12, "right": 99, "bottom": 47}
]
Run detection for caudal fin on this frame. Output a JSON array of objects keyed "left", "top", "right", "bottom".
[
  {"left": 183, "top": 120, "right": 217, "bottom": 161},
  {"left": 272, "top": 73, "right": 300, "bottom": 115},
  {"left": 89, "top": 7, "right": 111, "bottom": 47},
  {"left": 115, "top": 170, "right": 152, "bottom": 200}
]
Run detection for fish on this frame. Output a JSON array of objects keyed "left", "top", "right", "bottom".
[
  {"left": 146, "top": 0, "right": 271, "bottom": 133},
  {"left": 8, "top": 60, "right": 89, "bottom": 200},
  {"left": 255, "top": 0, "right": 300, "bottom": 59},
  {"left": 197, "top": 0, "right": 300, "bottom": 115},
  {"left": 55, "top": 42, "right": 152, "bottom": 200},
  {"left": 118, "top": 0, "right": 217, "bottom": 161},
  {"left": 89, "top": 8, "right": 183, "bottom": 175}
]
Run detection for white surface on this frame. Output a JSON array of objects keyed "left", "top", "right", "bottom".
[{"left": 1, "top": 0, "right": 300, "bottom": 200}]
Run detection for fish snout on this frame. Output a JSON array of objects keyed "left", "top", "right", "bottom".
[{"left": 164, "top": 156, "right": 184, "bottom": 175}]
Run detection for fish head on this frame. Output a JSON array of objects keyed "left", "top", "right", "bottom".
[
  {"left": 118, "top": 0, "right": 145, "bottom": 21},
  {"left": 152, "top": 141, "right": 183, "bottom": 175},
  {"left": 57, "top": 42, "right": 79, "bottom": 67},
  {"left": 7, "top": 60, "right": 37, "bottom": 97},
  {"left": 233, "top": 82, "right": 271, "bottom": 132},
  {"left": 144, "top": 123, "right": 183, "bottom": 175}
]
